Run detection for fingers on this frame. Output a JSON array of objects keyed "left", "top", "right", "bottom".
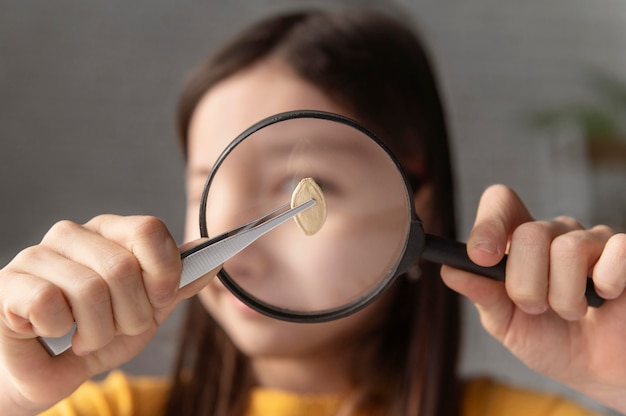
[
  {"left": 505, "top": 217, "right": 583, "bottom": 315},
  {"left": 0, "top": 214, "right": 220, "bottom": 413},
  {"left": 3, "top": 244, "right": 115, "bottom": 353},
  {"left": 456, "top": 185, "right": 623, "bottom": 323},
  {"left": 0, "top": 266, "right": 74, "bottom": 339},
  {"left": 590, "top": 232, "right": 626, "bottom": 299},
  {"left": 1, "top": 215, "right": 185, "bottom": 355},
  {"left": 548, "top": 225, "right": 613, "bottom": 319},
  {"left": 38, "top": 219, "right": 154, "bottom": 353},
  {"left": 84, "top": 215, "right": 182, "bottom": 308},
  {"left": 440, "top": 265, "right": 514, "bottom": 341},
  {"left": 467, "top": 184, "right": 533, "bottom": 266}
]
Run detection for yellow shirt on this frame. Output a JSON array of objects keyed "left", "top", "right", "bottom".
[{"left": 38, "top": 371, "right": 602, "bottom": 416}]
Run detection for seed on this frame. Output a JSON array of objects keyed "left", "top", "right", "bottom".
[{"left": 291, "top": 177, "right": 327, "bottom": 236}]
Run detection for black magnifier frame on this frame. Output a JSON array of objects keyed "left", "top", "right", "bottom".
[
  {"left": 197, "top": 110, "right": 604, "bottom": 324},
  {"left": 197, "top": 110, "right": 424, "bottom": 322}
]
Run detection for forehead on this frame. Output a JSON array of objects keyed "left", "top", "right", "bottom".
[{"left": 187, "top": 58, "right": 354, "bottom": 170}]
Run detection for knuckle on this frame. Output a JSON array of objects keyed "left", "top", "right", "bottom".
[
  {"left": 506, "top": 280, "right": 548, "bottom": 310},
  {"left": 510, "top": 291, "right": 542, "bottom": 308},
  {"left": 550, "top": 300, "right": 586, "bottom": 321},
  {"left": 136, "top": 314, "right": 156, "bottom": 334},
  {"left": 102, "top": 251, "right": 141, "bottom": 284},
  {"left": 27, "top": 283, "right": 73, "bottom": 337},
  {"left": 43, "top": 220, "right": 81, "bottom": 242},
  {"left": 118, "top": 314, "right": 154, "bottom": 336},
  {"left": 12, "top": 245, "right": 47, "bottom": 265},
  {"left": 83, "top": 213, "right": 117, "bottom": 230},
  {"left": 28, "top": 281, "right": 63, "bottom": 311},
  {"left": 75, "top": 273, "right": 110, "bottom": 305},
  {"left": 131, "top": 216, "right": 170, "bottom": 242},
  {"left": 512, "top": 221, "right": 552, "bottom": 245},
  {"left": 607, "top": 232, "right": 626, "bottom": 251},
  {"left": 553, "top": 216, "right": 583, "bottom": 230},
  {"left": 590, "top": 224, "right": 615, "bottom": 238},
  {"left": 550, "top": 231, "right": 588, "bottom": 258}
]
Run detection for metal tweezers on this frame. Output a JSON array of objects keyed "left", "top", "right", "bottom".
[
  {"left": 40, "top": 199, "right": 316, "bottom": 356},
  {"left": 180, "top": 198, "right": 316, "bottom": 287}
]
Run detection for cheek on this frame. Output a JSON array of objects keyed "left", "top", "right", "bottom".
[
  {"left": 197, "top": 279, "right": 231, "bottom": 322},
  {"left": 274, "top": 214, "right": 406, "bottom": 310},
  {"left": 184, "top": 204, "right": 201, "bottom": 241}
]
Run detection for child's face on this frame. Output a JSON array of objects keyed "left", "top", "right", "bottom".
[{"left": 184, "top": 58, "right": 404, "bottom": 358}]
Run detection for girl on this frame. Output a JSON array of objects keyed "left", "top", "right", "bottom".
[{"left": 1, "top": 9, "right": 624, "bottom": 416}]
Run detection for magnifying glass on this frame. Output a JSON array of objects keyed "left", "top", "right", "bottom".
[
  {"left": 198, "top": 110, "right": 604, "bottom": 322},
  {"left": 40, "top": 109, "right": 604, "bottom": 355}
]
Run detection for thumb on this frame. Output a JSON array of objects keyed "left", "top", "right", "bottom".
[{"left": 467, "top": 184, "right": 533, "bottom": 267}]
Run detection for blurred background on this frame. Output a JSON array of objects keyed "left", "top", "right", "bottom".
[{"left": 1, "top": 0, "right": 624, "bottom": 413}]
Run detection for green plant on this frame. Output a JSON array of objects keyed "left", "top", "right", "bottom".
[{"left": 529, "top": 70, "right": 626, "bottom": 164}]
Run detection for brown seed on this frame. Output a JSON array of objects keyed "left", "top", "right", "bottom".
[{"left": 291, "top": 177, "right": 327, "bottom": 236}]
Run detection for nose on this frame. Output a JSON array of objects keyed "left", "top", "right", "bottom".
[
  {"left": 223, "top": 241, "right": 272, "bottom": 280},
  {"left": 219, "top": 233, "right": 278, "bottom": 309}
]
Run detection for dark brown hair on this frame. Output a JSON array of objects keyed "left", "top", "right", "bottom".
[{"left": 166, "top": 9, "right": 460, "bottom": 416}]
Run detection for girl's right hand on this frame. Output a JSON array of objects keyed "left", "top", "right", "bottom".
[{"left": 0, "top": 215, "right": 217, "bottom": 415}]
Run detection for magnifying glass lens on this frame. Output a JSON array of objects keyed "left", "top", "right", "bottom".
[{"left": 204, "top": 116, "right": 412, "bottom": 314}]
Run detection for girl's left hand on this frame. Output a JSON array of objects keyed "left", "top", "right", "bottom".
[{"left": 441, "top": 184, "right": 626, "bottom": 413}]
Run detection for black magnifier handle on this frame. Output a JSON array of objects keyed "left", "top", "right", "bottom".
[{"left": 421, "top": 234, "right": 605, "bottom": 307}]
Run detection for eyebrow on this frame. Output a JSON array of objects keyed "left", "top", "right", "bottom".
[
  {"left": 258, "top": 137, "right": 374, "bottom": 159},
  {"left": 187, "top": 133, "right": 379, "bottom": 175}
]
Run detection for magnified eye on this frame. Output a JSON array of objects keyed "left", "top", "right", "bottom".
[{"left": 276, "top": 175, "right": 338, "bottom": 198}]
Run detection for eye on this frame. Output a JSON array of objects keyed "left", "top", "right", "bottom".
[
  {"left": 307, "top": 177, "right": 335, "bottom": 194},
  {"left": 273, "top": 175, "right": 338, "bottom": 198}
]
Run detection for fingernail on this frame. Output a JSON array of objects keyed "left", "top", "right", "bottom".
[
  {"left": 473, "top": 240, "right": 501, "bottom": 256},
  {"left": 520, "top": 304, "right": 549, "bottom": 315}
]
